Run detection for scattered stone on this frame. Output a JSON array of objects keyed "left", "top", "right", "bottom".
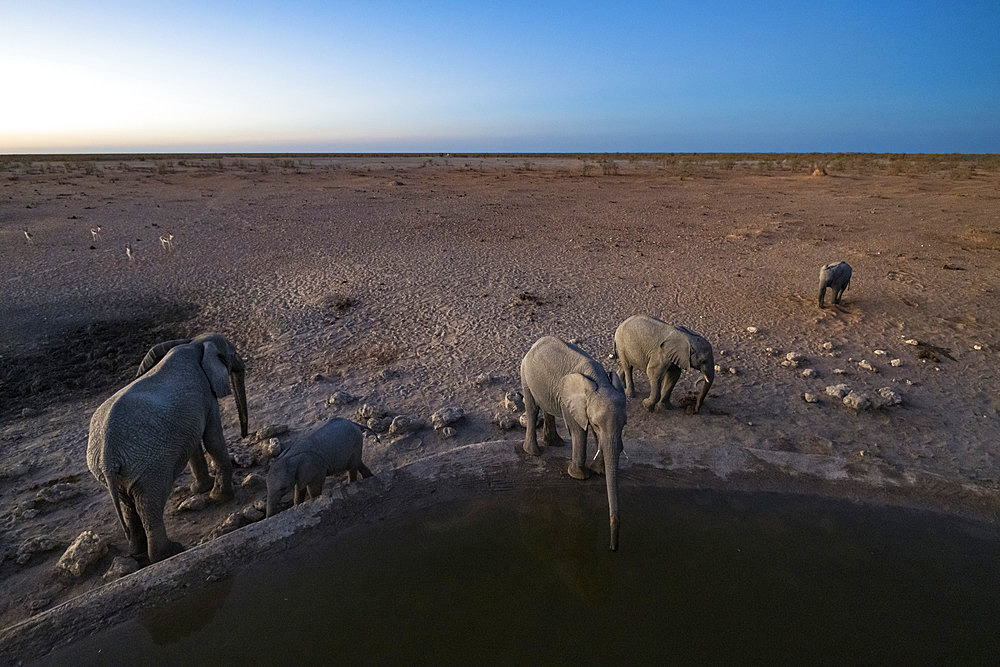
[
  {"left": 471, "top": 373, "right": 496, "bottom": 387},
  {"left": 20, "top": 407, "right": 40, "bottom": 418},
  {"left": 833, "top": 368, "right": 846, "bottom": 374},
  {"left": 728, "top": 367, "right": 737, "bottom": 375},
  {"left": 439, "top": 426, "right": 456, "bottom": 439},
  {"left": 56, "top": 531, "right": 107, "bottom": 577},
  {"left": 503, "top": 391, "right": 524, "bottom": 413},
  {"left": 253, "top": 499, "right": 266, "bottom": 513},
  {"left": 242, "top": 506, "right": 265, "bottom": 523},
  {"left": 327, "top": 391, "right": 357, "bottom": 406},
  {"left": 801, "top": 368, "right": 818, "bottom": 378},
  {"left": 843, "top": 391, "right": 874, "bottom": 411},
  {"left": 746, "top": 326, "right": 758, "bottom": 334},
  {"left": 16, "top": 536, "right": 61, "bottom": 565},
  {"left": 35, "top": 483, "right": 81, "bottom": 504},
  {"left": 764, "top": 347, "right": 779, "bottom": 356},
  {"left": 890, "top": 358, "right": 902, "bottom": 367},
  {"left": 430, "top": 406, "right": 464, "bottom": 430},
  {"left": 230, "top": 446, "right": 256, "bottom": 468},
  {"left": 256, "top": 424, "right": 289, "bottom": 441},
  {"left": 973, "top": 344, "right": 983, "bottom": 351},
  {"left": 494, "top": 412, "right": 518, "bottom": 430},
  {"left": 263, "top": 437, "right": 282, "bottom": 458},
  {"left": 388, "top": 415, "right": 419, "bottom": 436},
  {"left": 803, "top": 393, "right": 819, "bottom": 403},
  {"left": 211, "top": 512, "right": 249, "bottom": 538},
  {"left": 241, "top": 473, "right": 265, "bottom": 489},
  {"left": 786, "top": 351, "right": 806, "bottom": 363},
  {"left": 825, "top": 384, "right": 851, "bottom": 399},
  {"left": 102, "top": 555, "right": 139, "bottom": 582},
  {"left": 858, "top": 360, "right": 878, "bottom": 372},
  {"left": 821, "top": 342, "right": 834, "bottom": 351},
  {"left": 177, "top": 494, "right": 208, "bottom": 512},
  {"left": 358, "top": 404, "right": 388, "bottom": 420},
  {"left": 905, "top": 379, "right": 914, "bottom": 385},
  {"left": 367, "top": 417, "right": 391, "bottom": 433},
  {"left": 714, "top": 365, "right": 722, "bottom": 373},
  {"left": 519, "top": 413, "right": 541, "bottom": 428},
  {"left": 904, "top": 339, "right": 919, "bottom": 346},
  {"left": 873, "top": 349, "right": 887, "bottom": 356},
  {"left": 877, "top": 387, "right": 903, "bottom": 407}
]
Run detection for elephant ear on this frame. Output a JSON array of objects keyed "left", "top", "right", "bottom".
[
  {"left": 201, "top": 340, "right": 232, "bottom": 398},
  {"left": 689, "top": 334, "right": 714, "bottom": 369},
  {"left": 137, "top": 338, "right": 191, "bottom": 377},
  {"left": 561, "top": 373, "right": 597, "bottom": 430},
  {"left": 660, "top": 329, "right": 693, "bottom": 370}
]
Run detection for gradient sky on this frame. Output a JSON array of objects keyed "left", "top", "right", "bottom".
[{"left": 2, "top": 0, "right": 998, "bottom": 153}]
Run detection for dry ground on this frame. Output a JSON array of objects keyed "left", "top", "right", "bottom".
[{"left": 1, "top": 154, "right": 998, "bottom": 630}]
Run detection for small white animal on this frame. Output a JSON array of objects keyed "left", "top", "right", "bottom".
[
  {"left": 125, "top": 244, "right": 134, "bottom": 263},
  {"left": 159, "top": 233, "right": 174, "bottom": 252},
  {"left": 23, "top": 229, "right": 33, "bottom": 244},
  {"left": 90, "top": 226, "right": 102, "bottom": 242}
]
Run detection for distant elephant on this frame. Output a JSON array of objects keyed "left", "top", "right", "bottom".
[
  {"left": 818, "top": 261, "right": 852, "bottom": 308},
  {"left": 266, "top": 417, "right": 373, "bottom": 517},
  {"left": 87, "top": 333, "right": 249, "bottom": 563},
  {"left": 521, "top": 336, "right": 627, "bottom": 551},
  {"left": 614, "top": 315, "right": 715, "bottom": 413}
]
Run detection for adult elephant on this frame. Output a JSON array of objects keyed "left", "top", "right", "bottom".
[
  {"left": 87, "top": 333, "right": 249, "bottom": 563},
  {"left": 521, "top": 336, "right": 627, "bottom": 551},
  {"left": 614, "top": 315, "right": 715, "bottom": 413}
]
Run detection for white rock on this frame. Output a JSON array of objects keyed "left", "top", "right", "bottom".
[
  {"left": 503, "top": 391, "right": 524, "bottom": 413},
  {"left": 714, "top": 365, "right": 722, "bottom": 373},
  {"left": 873, "top": 349, "right": 887, "bottom": 355},
  {"left": 803, "top": 393, "right": 819, "bottom": 403},
  {"left": 746, "top": 326, "right": 758, "bottom": 333},
  {"left": 890, "top": 358, "right": 902, "bottom": 367},
  {"left": 519, "top": 413, "right": 541, "bottom": 428},
  {"left": 833, "top": 368, "right": 846, "bottom": 374},
  {"left": 786, "top": 351, "right": 806, "bottom": 363},
  {"left": 56, "top": 531, "right": 107, "bottom": 577},
  {"left": 439, "top": 426, "right": 456, "bottom": 439},
  {"left": 858, "top": 360, "right": 877, "bottom": 372},
  {"left": 843, "top": 391, "right": 874, "bottom": 411},
  {"left": 262, "top": 437, "right": 282, "bottom": 458},
  {"left": 494, "top": 412, "right": 518, "bottom": 430},
  {"left": 821, "top": 342, "right": 834, "bottom": 351},
  {"left": 241, "top": 473, "right": 265, "bottom": 489},
  {"left": 430, "top": 406, "right": 464, "bottom": 429},
  {"left": 178, "top": 494, "right": 208, "bottom": 512},
  {"left": 973, "top": 344, "right": 983, "bottom": 351},
  {"left": 728, "top": 367, "right": 737, "bottom": 375},
  {"left": 904, "top": 339, "right": 919, "bottom": 346},
  {"left": 825, "top": 384, "right": 851, "bottom": 399}
]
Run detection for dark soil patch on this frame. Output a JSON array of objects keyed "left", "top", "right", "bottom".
[{"left": 0, "top": 301, "right": 200, "bottom": 421}]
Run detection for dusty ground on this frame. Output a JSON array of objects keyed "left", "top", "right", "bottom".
[{"left": 1, "top": 154, "right": 998, "bottom": 630}]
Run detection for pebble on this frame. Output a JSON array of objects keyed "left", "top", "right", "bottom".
[
  {"left": 821, "top": 342, "right": 834, "bottom": 351},
  {"left": 367, "top": 417, "right": 391, "bottom": 433},
  {"left": 764, "top": 347, "right": 779, "bottom": 356},
  {"left": 801, "top": 368, "right": 818, "bottom": 378},
  {"left": 803, "top": 393, "right": 819, "bottom": 403},
  {"left": 56, "top": 531, "right": 107, "bottom": 577},
  {"left": 388, "top": 415, "right": 419, "bottom": 436},
  {"left": 786, "top": 351, "right": 806, "bottom": 363},
  {"left": 973, "top": 344, "right": 983, "bottom": 351},
  {"left": 430, "top": 406, "right": 464, "bottom": 430},
  {"left": 439, "top": 426, "right": 456, "bottom": 439},
  {"left": 825, "top": 384, "right": 851, "bottom": 399},
  {"left": 241, "top": 473, "right": 265, "bottom": 489},
  {"left": 494, "top": 412, "right": 518, "bottom": 430},
  {"left": 728, "top": 367, "right": 737, "bottom": 375},
  {"left": 242, "top": 506, "right": 265, "bottom": 523},
  {"left": 261, "top": 437, "right": 282, "bottom": 459},
  {"left": 873, "top": 349, "right": 887, "bottom": 355},
  {"left": 231, "top": 447, "right": 256, "bottom": 468},
  {"left": 519, "top": 413, "right": 541, "bottom": 428},
  {"left": 503, "top": 391, "right": 524, "bottom": 413},
  {"left": 890, "top": 358, "right": 902, "bottom": 367},
  {"left": 858, "top": 360, "right": 877, "bottom": 372},
  {"left": 746, "top": 326, "right": 758, "bottom": 334},
  {"left": 472, "top": 373, "right": 496, "bottom": 387},
  {"left": 714, "top": 364, "right": 722, "bottom": 373},
  {"left": 327, "top": 391, "right": 356, "bottom": 405},
  {"left": 843, "top": 390, "right": 874, "bottom": 411},
  {"left": 904, "top": 339, "right": 919, "bottom": 346},
  {"left": 177, "top": 494, "right": 208, "bottom": 512},
  {"left": 878, "top": 387, "right": 903, "bottom": 407},
  {"left": 833, "top": 368, "right": 846, "bottom": 374}
]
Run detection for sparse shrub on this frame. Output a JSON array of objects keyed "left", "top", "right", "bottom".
[{"left": 598, "top": 158, "right": 619, "bottom": 176}]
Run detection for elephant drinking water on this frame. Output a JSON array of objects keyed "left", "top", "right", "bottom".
[
  {"left": 521, "top": 336, "right": 627, "bottom": 551},
  {"left": 613, "top": 315, "right": 715, "bottom": 413},
  {"left": 87, "top": 333, "right": 249, "bottom": 563}
]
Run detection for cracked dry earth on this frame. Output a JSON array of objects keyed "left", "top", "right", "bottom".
[{"left": 1, "top": 155, "right": 998, "bottom": 630}]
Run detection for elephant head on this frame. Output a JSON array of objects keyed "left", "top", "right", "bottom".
[
  {"left": 658, "top": 326, "right": 715, "bottom": 413},
  {"left": 561, "top": 372, "right": 627, "bottom": 551},
  {"left": 137, "top": 333, "right": 249, "bottom": 437}
]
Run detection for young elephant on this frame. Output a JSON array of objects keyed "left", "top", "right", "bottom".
[
  {"left": 614, "top": 315, "right": 715, "bottom": 413},
  {"left": 818, "top": 261, "right": 852, "bottom": 308},
  {"left": 521, "top": 336, "right": 627, "bottom": 551},
  {"left": 265, "top": 418, "right": 373, "bottom": 517}
]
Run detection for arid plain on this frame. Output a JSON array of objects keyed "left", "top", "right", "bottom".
[{"left": 1, "top": 154, "right": 998, "bottom": 630}]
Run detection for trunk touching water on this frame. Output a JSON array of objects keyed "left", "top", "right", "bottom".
[
  {"left": 604, "top": 437, "right": 621, "bottom": 551},
  {"left": 231, "top": 369, "right": 249, "bottom": 438}
]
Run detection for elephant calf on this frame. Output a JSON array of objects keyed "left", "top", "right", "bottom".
[
  {"left": 614, "top": 315, "right": 715, "bottom": 413},
  {"left": 266, "top": 418, "right": 373, "bottom": 517},
  {"left": 818, "top": 261, "right": 852, "bottom": 308}
]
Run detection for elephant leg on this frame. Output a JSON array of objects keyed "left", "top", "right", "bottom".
[
  {"left": 588, "top": 442, "right": 605, "bottom": 476},
  {"left": 659, "top": 366, "right": 682, "bottom": 408},
  {"left": 135, "top": 485, "right": 183, "bottom": 563},
  {"left": 293, "top": 484, "right": 305, "bottom": 505},
  {"left": 563, "top": 408, "right": 591, "bottom": 480},
  {"left": 622, "top": 361, "right": 635, "bottom": 398},
  {"left": 120, "top": 492, "right": 148, "bottom": 558},
  {"left": 202, "top": 408, "right": 234, "bottom": 502},
  {"left": 306, "top": 479, "right": 324, "bottom": 500},
  {"left": 542, "top": 413, "right": 565, "bottom": 447},
  {"left": 522, "top": 385, "right": 542, "bottom": 456},
  {"left": 188, "top": 448, "right": 212, "bottom": 494},
  {"left": 357, "top": 462, "right": 373, "bottom": 478},
  {"left": 643, "top": 361, "right": 665, "bottom": 410}
]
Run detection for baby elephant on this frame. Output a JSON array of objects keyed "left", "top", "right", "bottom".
[
  {"left": 818, "top": 261, "right": 852, "bottom": 308},
  {"left": 614, "top": 315, "right": 715, "bottom": 413},
  {"left": 265, "top": 418, "right": 373, "bottom": 517}
]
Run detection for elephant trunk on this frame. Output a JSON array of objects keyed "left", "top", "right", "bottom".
[
  {"left": 695, "top": 364, "right": 714, "bottom": 413},
  {"left": 818, "top": 284, "right": 827, "bottom": 308},
  {"left": 604, "top": 436, "right": 621, "bottom": 552},
  {"left": 230, "top": 363, "right": 249, "bottom": 438}
]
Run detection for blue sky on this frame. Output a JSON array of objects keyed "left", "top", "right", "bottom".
[{"left": 1, "top": 1, "right": 998, "bottom": 153}]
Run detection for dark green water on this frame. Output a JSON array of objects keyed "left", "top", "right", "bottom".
[{"left": 44, "top": 486, "right": 1000, "bottom": 665}]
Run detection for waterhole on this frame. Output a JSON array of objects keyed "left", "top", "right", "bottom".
[{"left": 44, "top": 487, "right": 999, "bottom": 664}]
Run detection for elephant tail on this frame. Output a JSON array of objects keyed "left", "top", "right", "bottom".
[{"left": 106, "top": 464, "right": 131, "bottom": 542}]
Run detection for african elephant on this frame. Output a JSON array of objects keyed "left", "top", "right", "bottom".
[
  {"left": 614, "top": 315, "right": 715, "bottom": 413},
  {"left": 87, "top": 333, "right": 249, "bottom": 563},
  {"left": 266, "top": 418, "right": 373, "bottom": 517},
  {"left": 818, "top": 261, "right": 852, "bottom": 308},
  {"left": 521, "top": 336, "right": 627, "bottom": 551}
]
